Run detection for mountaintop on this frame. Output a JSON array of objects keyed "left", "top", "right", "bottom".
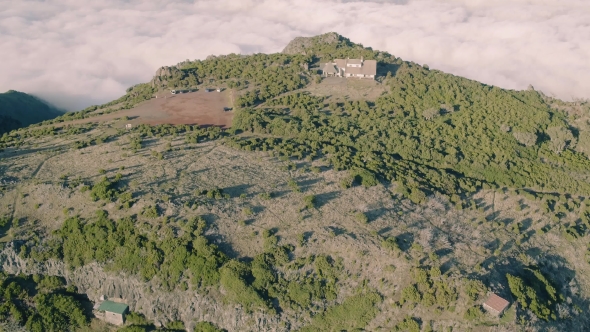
[
  {"left": 1, "top": 33, "right": 590, "bottom": 332},
  {"left": 282, "top": 32, "right": 344, "bottom": 54}
]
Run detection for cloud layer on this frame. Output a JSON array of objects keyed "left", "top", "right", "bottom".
[{"left": 1, "top": 0, "right": 589, "bottom": 111}]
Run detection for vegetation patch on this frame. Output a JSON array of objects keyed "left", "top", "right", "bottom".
[
  {"left": 298, "top": 290, "right": 382, "bottom": 332},
  {"left": 0, "top": 273, "right": 87, "bottom": 332}
]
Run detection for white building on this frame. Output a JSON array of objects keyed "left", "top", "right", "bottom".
[{"left": 321, "top": 57, "right": 377, "bottom": 79}]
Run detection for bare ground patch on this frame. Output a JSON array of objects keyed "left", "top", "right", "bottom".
[
  {"left": 303, "top": 77, "right": 387, "bottom": 103},
  {"left": 41, "top": 90, "right": 235, "bottom": 129}
]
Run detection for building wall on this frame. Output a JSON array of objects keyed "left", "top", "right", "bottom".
[
  {"left": 483, "top": 303, "right": 500, "bottom": 316},
  {"left": 105, "top": 312, "right": 125, "bottom": 325}
]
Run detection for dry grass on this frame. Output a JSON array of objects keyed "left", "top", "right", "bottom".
[{"left": 1, "top": 125, "right": 589, "bottom": 331}]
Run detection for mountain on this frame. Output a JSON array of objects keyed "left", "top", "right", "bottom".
[
  {"left": 1, "top": 33, "right": 590, "bottom": 332},
  {"left": 0, "top": 90, "right": 64, "bottom": 134}
]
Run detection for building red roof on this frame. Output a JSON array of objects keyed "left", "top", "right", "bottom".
[{"left": 484, "top": 293, "right": 510, "bottom": 313}]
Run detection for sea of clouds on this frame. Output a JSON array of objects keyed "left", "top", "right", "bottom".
[{"left": 1, "top": 0, "right": 589, "bottom": 111}]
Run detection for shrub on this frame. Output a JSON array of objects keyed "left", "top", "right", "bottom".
[
  {"left": 464, "top": 306, "right": 484, "bottom": 321},
  {"left": 354, "top": 211, "right": 368, "bottom": 223},
  {"left": 219, "top": 260, "right": 270, "bottom": 313},
  {"left": 401, "top": 285, "right": 421, "bottom": 303},
  {"left": 513, "top": 132, "right": 538, "bottom": 147},
  {"left": 352, "top": 169, "right": 378, "bottom": 188},
  {"left": 118, "top": 191, "right": 135, "bottom": 209},
  {"left": 90, "top": 177, "right": 119, "bottom": 201},
  {"left": 303, "top": 195, "right": 317, "bottom": 209},
  {"left": 166, "top": 320, "right": 185, "bottom": 330},
  {"left": 297, "top": 233, "right": 305, "bottom": 246},
  {"left": 0, "top": 216, "right": 11, "bottom": 228},
  {"left": 339, "top": 175, "right": 355, "bottom": 189},
  {"left": 205, "top": 188, "right": 225, "bottom": 200},
  {"left": 381, "top": 237, "right": 400, "bottom": 252},
  {"left": 408, "top": 187, "right": 427, "bottom": 204},
  {"left": 258, "top": 192, "right": 272, "bottom": 200},
  {"left": 193, "top": 321, "right": 225, "bottom": 332},
  {"left": 299, "top": 291, "right": 381, "bottom": 332},
  {"left": 141, "top": 205, "right": 160, "bottom": 218},
  {"left": 242, "top": 207, "right": 253, "bottom": 216},
  {"left": 394, "top": 316, "right": 420, "bottom": 332},
  {"left": 506, "top": 268, "right": 559, "bottom": 320},
  {"left": 151, "top": 150, "right": 163, "bottom": 160},
  {"left": 288, "top": 179, "right": 301, "bottom": 192}
]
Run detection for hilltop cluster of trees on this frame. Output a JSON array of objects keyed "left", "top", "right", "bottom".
[{"left": 152, "top": 53, "right": 311, "bottom": 108}]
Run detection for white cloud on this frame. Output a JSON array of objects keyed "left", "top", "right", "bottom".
[{"left": 0, "top": 0, "right": 588, "bottom": 111}]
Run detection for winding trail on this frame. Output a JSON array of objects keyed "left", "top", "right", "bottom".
[{"left": 7, "top": 153, "right": 57, "bottom": 226}]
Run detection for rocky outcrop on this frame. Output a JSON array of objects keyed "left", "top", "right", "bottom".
[
  {"left": 282, "top": 32, "right": 342, "bottom": 55},
  {"left": 150, "top": 66, "right": 183, "bottom": 89},
  {"left": 0, "top": 245, "right": 282, "bottom": 331}
]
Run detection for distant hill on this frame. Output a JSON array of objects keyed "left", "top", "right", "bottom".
[{"left": 0, "top": 90, "right": 64, "bottom": 134}]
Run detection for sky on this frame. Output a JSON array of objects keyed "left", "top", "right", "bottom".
[{"left": 1, "top": 0, "right": 589, "bottom": 111}]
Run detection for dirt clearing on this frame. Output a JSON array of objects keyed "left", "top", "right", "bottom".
[
  {"left": 303, "top": 77, "right": 387, "bottom": 102},
  {"left": 51, "top": 90, "right": 234, "bottom": 128}
]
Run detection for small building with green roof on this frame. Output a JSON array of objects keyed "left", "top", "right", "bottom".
[{"left": 95, "top": 299, "right": 129, "bottom": 325}]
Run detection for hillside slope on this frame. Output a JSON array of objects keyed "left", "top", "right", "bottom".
[
  {"left": 1, "top": 33, "right": 590, "bottom": 332},
  {"left": 0, "top": 90, "right": 63, "bottom": 134}
]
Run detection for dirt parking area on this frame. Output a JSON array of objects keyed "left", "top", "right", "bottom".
[
  {"left": 53, "top": 90, "right": 234, "bottom": 128},
  {"left": 135, "top": 90, "right": 234, "bottom": 127}
]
